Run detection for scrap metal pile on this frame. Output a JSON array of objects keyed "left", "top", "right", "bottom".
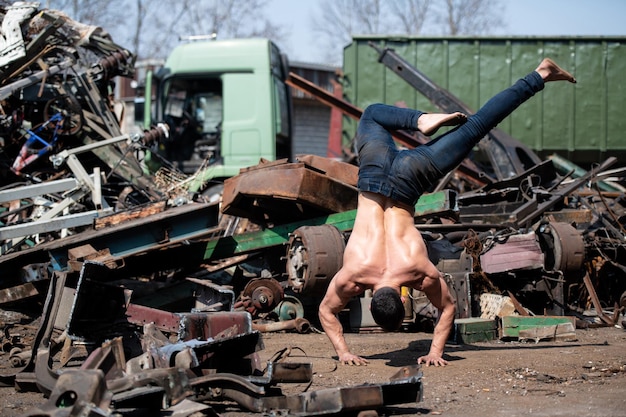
[{"left": 0, "top": 3, "right": 624, "bottom": 417}]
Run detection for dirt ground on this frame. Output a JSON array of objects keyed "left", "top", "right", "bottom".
[{"left": 2, "top": 322, "right": 625, "bottom": 417}]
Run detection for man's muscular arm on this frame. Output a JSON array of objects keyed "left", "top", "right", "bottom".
[
  {"left": 417, "top": 273, "right": 456, "bottom": 366},
  {"left": 318, "top": 274, "right": 369, "bottom": 365}
]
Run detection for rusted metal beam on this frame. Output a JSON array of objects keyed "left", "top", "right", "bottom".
[{"left": 582, "top": 272, "right": 615, "bottom": 326}]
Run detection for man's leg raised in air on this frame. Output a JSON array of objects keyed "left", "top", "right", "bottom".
[
  {"left": 356, "top": 103, "right": 466, "bottom": 147},
  {"left": 421, "top": 58, "right": 576, "bottom": 174}
]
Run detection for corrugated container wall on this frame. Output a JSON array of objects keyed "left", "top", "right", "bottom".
[{"left": 342, "top": 36, "right": 626, "bottom": 168}]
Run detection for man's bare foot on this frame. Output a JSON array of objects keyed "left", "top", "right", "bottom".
[
  {"left": 417, "top": 112, "right": 467, "bottom": 136},
  {"left": 535, "top": 58, "right": 577, "bottom": 83}
]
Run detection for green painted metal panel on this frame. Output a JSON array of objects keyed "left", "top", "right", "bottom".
[
  {"left": 510, "top": 41, "right": 545, "bottom": 151},
  {"left": 343, "top": 36, "right": 626, "bottom": 167},
  {"left": 384, "top": 40, "right": 419, "bottom": 108},
  {"left": 606, "top": 42, "right": 626, "bottom": 152},
  {"left": 542, "top": 40, "right": 577, "bottom": 154},
  {"left": 501, "top": 315, "right": 576, "bottom": 338},
  {"left": 204, "top": 210, "right": 357, "bottom": 261},
  {"left": 449, "top": 318, "right": 497, "bottom": 344},
  {"left": 447, "top": 40, "right": 480, "bottom": 114}
]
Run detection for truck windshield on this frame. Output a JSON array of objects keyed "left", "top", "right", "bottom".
[{"left": 161, "top": 76, "right": 223, "bottom": 169}]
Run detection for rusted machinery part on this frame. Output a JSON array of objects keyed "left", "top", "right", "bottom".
[
  {"left": 94, "top": 49, "right": 134, "bottom": 80},
  {"left": 241, "top": 277, "right": 284, "bottom": 314},
  {"left": 42, "top": 94, "right": 83, "bottom": 136},
  {"left": 272, "top": 295, "right": 305, "bottom": 321},
  {"left": 286, "top": 224, "right": 346, "bottom": 295},
  {"left": 252, "top": 318, "right": 311, "bottom": 334},
  {"left": 19, "top": 369, "right": 112, "bottom": 417},
  {"left": 538, "top": 221, "right": 585, "bottom": 274},
  {"left": 141, "top": 122, "right": 170, "bottom": 146}
]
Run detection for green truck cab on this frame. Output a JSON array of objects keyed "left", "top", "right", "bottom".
[{"left": 141, "top": 38, "right": 293, "bottom": 192}]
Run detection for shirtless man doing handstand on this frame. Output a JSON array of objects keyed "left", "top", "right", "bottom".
[{"left": 319, "top": 58, "right": 577, "bottom": 366}]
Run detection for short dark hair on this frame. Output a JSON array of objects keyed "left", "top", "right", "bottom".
[{"left": 370, "top": 287, "right": 404, "bottom": 331}]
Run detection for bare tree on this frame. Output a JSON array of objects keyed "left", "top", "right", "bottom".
[
  {"left": 388, "top": 0, "right": 433, "bottom": 35},
  {"left": 310, "top": 0, "right": 390, "bottom": 65},
  {"left": 310, "top": 0, "right": 506, "bottom": 64},
  {"left": 435, "top": 0, "right": 505, "bottom": 35},
  {"left": 45, "top": 0, "right": 127, "bottom": 35},
  {"left": 184, "top": 0, "right": 285, "bottom": 40},
  {"left": 127, "top": 0, "right": 183, "bottom": 60},
  {"left": 39, "top": 0, "right": 285, "bottom": 60}
]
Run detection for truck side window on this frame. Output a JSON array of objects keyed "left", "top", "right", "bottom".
[{"left": 196, "top": 93, "right": 222, "bottom": 135}]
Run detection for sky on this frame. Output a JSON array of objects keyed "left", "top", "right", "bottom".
[{"left": 267, "top": 0, "right": 626, "bottom": 65}]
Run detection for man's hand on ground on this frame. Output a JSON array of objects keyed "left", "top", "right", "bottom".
[
  {"left": 417, "top": 353, "right": 448, "bottom": 367},
  {"left": 338, "top": 352, "right": 369, "bottom": 366}
]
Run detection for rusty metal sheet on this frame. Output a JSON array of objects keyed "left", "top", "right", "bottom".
[
  {"left": 125, "top": 304, "right": 253, "bottom": 340},
  {"left": 178, "top": 311, "right": 253, "bottom": 341},
  {"left": 295, "top": 154, "right": 358, "bottom": 186},
  {"left": 259, "top": 365, "right": 423, "bottom": 415},
  {"left": 480, "top": 232, "right": 544, "bottom": 274},
  {"left": 222, "top": 160, "right": 358, "bottom": 223},
  {"left": 0, "top": 281, "right": 41, "bottom": 305}
]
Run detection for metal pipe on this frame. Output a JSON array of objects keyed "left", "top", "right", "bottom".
[{"left": 252, "top": 318, "right": 311, "bottom": 334}]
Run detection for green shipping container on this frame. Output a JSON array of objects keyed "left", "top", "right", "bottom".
[{"left": 342, "top": 36, "right": 626, "bottom": 167}]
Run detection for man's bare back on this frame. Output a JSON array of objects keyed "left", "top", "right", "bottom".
[{"left": 342, "top": 192, "right": 439, "bottom": 292}]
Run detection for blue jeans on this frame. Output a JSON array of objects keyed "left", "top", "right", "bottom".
[{"left": 356, "top": 71, "right": 544, "bottom": 207}]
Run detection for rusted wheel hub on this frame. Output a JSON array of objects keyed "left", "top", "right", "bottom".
[
  {"left": 286, "top": 225, "right": 345, "bottom": 295},
  {"left": 241, "top": 277, "right": 284, "bottom": 315},
  {"left": 538, "top": 221, "right": 585, "bottom": 274}
]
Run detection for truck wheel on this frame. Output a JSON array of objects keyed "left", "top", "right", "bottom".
[{"left": 286, "top": 225, "right": 345, "bottom": 295}]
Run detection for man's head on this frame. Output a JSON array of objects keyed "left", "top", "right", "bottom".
[{"left": 371, "top": 287, "right": 404, "bottom": 331}]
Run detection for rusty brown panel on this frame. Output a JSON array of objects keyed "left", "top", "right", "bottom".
[
  {"left": 480, "top": 233, "right": 544, "bottom": 274},
  {"left": 125, "top": 303, "right": 181, "bottom": 333},
  {"left": 178, "top": 311, "right": 252, "bottom": 341},
  {"left": 222, "top": 161, "right": 358, "bottom": 220},
  {"left": 0, "top": 282, "right": 41, "bottom": 305},
  {"left": 295, "top": 154, "right": 358, "bottom": 186}
]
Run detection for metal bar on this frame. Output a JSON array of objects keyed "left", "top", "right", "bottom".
[
  {"left": 0, "top": 207, "right": 113, "bottom": 240},
  {"left": 582, "top": 272, "right": 614, "bottom": 325},
  {"left": 50, "top": 133, "right": 130, "bottom": 166},
  {"left": 0, "top": 58, "right": 73, "bottom": 100},
  {"left": 549, "top": 153, "right": 626, "bottom": 193},
  {"left": 204, "top": 209, "right": 357, "bottom": 261},
  {"left": 0, "top": 174, "right": 96, "bottom": 203}
]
